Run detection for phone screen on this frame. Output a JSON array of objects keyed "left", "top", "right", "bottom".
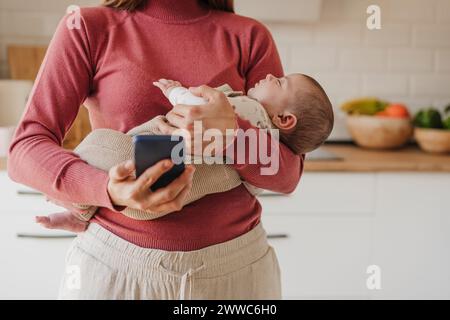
[{"left": 133, "top": 135, "right": 185, "bottom": 191}]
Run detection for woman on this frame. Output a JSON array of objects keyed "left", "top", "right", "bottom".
[{"left": 7, "top": 0, "right": 303, "bottom": 299}]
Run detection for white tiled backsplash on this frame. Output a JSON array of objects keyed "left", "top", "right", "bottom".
[
  {"left": 266, "top": 0, "right": 450, "bottom": 139},
  {"left": 1, "top": 0, "right": 450, "bottom": 139}
]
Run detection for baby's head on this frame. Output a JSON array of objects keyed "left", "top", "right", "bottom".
[{"left": 248, "top": 73, "right": 334, "bottom": 154}]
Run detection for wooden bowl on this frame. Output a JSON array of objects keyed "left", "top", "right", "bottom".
[
  {"left": 346, "top": 115, "right": 413, "bottom": 149},
  {"left": 414, "top": 128, "right": 450, "bottom": 154}
]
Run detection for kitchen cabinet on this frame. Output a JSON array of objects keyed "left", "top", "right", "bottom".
[
  {"left": 261, "top": 173, "right": 375, "bottom": 299},
  {"left": 264, "top": 215, "right": 372, "bottom": 299},
  {"left": 260, "top": 173, "right": 376, "bottom": 215},
  {"left": 260, "top": 172, "right": 450, "bottom": 300},
  {"left": 0, "top": 172, "right": 74, "bottom": 299},
  {"left": 371, "top": 173, "right": 450, "bottom": 299},
  {"left": 1, "top": 170, "right": 449, "bottom": 299},
  {"left": 0, "top": 213, "right": 73, "bottom": 299}
]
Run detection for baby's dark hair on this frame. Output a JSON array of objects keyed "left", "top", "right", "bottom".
[{"left": 280, "top": 74, "right": 334, "bottom": 154}]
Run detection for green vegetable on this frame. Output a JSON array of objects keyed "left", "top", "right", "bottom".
[
  {"left": 444, "top": 105, "right": 450, "bottom": 129},
  {"left": 413, "top": 108, "right": 443, "bottom": 129},
  {"left": 443, "top": 117, "right": 450, "bottom": 130},
  {"left": 445, "top": 104, "right": 450, "bottom": 115}
]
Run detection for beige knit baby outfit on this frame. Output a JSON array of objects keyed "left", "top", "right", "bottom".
[{"left": 71, "top": 84, "right": 275, "bottom": 221}]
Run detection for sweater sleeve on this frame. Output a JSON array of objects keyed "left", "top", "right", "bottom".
[
  {"left": 226, "top": 117, "right": 303, "bottom": 194},
  {"left": 244, "top": 21, "right": 284, "bottom": 91},
  {"left": 7, "top": 13, "right": 119, "bottom": 211},
  {"left": 228, "top": 21, "right": 303, "bottom": 194}
]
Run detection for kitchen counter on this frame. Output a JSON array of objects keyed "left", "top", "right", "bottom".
[
  {"left": 306, "top": 143, "right": 450, "bottom": 172},
  {"left": 1, "top": 144, "right": 450, "bottom": 173}
]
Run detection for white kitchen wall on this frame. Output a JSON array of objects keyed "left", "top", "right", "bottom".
[
  {"left": 266, "top": 0, "right": 450, "bottom": 139},
  {"left": 0, "top": 0, "right": 97, "bottom": 77},
  {"left": 1, "top": 0, "right": 450, "bottom": 139}
]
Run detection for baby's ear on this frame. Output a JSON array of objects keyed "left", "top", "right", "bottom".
[{"left": 271, "top": 111, "right": 297, "bottom": 132}]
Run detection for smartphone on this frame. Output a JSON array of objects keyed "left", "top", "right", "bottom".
[{"left": 133, "top": 135, "right": 185, "bottom": 191}]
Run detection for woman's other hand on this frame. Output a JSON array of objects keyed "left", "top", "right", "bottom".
[
  {"left": 107, "top": 159, "right": 195, "bottom": 214},
  {"left": 161, "top": 85, "right": 238, "bottom": 155}
]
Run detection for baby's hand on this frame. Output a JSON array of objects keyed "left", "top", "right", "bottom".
[{"left": 153, "top": 79, "right": 182, "bottom": 98}]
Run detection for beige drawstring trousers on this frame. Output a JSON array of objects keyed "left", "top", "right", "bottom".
[{"left": 58, "top": 223, "right": 282, "bottom": 300}]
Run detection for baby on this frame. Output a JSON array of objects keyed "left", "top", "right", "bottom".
[
  {"left": 36, "top": 73, "right": 333, "bottom": 232},
  {"left": 155, "top": 73, "right": 334, "bottom": 155}
]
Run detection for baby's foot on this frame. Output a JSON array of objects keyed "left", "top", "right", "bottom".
[{"left": 35, "top": 212, "right": 88, "bottom": 233}]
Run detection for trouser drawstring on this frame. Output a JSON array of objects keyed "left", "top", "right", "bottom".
[
  {"left": 179, "top": 264, "right": 206, "bottom": 300},
  {"left": 159, "top": 261, "right": 205, "bottom": 300}
]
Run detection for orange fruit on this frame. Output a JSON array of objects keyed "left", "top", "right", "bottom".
[
  {"left": 376, "top": 103, "right": 410, "bottom": 118},
  {"left": 376, "top": 110, "right": 390, "bottom": 117}
]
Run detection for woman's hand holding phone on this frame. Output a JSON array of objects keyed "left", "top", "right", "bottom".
[{"left": 107, "top": 159, "right": 195, "bottom": 214}]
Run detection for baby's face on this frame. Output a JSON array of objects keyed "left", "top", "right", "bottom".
[{"left": 247, "top": 74, "right": 304, "bottom": 116}]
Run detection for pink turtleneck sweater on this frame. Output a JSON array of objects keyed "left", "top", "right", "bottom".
[{"left": 7, "top": 0, "right": 303, "bottom": 251}]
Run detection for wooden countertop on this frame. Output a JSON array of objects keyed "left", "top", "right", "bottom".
[
  {"left": 305, "top": 144, "right": 450, "bottom": 172},
  {"left": 1, "top": 144, "right": 450, "bottom": 173}
]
